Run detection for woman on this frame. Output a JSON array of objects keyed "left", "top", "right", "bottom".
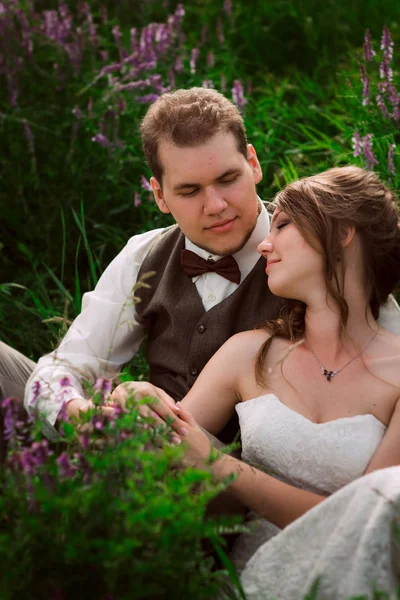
[{"left": 116, "top": 166, "right": 400, "bottom": 598}]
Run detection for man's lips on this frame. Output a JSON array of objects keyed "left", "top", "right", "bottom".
[{"left": 205, "top": 217, "right": 237, "bottom": 233}]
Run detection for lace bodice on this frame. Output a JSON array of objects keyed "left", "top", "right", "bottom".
[{"left": 236, "top": 394, "right": 386, "bottom": 496}]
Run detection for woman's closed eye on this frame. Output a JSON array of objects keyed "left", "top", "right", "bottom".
[{"left": 276, "top": 221, "right": 290, "bottom": 230}]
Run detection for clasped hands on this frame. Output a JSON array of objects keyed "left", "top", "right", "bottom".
[{"left": 65, "top": 381, "right": 216, "bottom": 470}]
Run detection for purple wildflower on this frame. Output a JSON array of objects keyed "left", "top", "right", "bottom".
[
  {"left": 134, "top": 192, "right": 142, "bottom": 207},
  {"left": 363, "top": 29, "right": 376, "bottom": 62},
  {"left": 135, "top": 94, "right": 160, "bottom": 104},
  {"left": 29, "top": 380, "right": 41, "bottom": 405},
  {"left": 130, "top": 27, "right": 137, "bottom": 52},
  {"left": 376, "top": 83, "right": 389, "bottom": 119},
  {"left": 232, "top": 80, "right": 247, "bottom": 111},
  {"left": 190, "top": 48, "right": 199, "bottom": 74},
  {"left": 207, "top": 51, "right": 215, "bottom": 68},
  {"left": 93, "top": 377, "right": 112, "bottom": 402},
  {"left": 363, "top": 134, "right": 379, "bottom": 170},
  {"left": 141, "top": 175, "right": 152, "bottom": 191},
  {"left": 379, "top": 25, "right": 394, "bottom": 82},
  {"left": 118, "top": 80, "right": 150, "bottom": 92},
  {"left": 60, "top": 376, "right": 72, "bottom": 387},
  {"left": 359, "top": 65, "right": 370, "bottom": 106},
  {"left": 2, "top": 399, "right": 15, "bottom": 442},
  {"left": 388, "top": 144, "right": 396, "bottom": 176},
  {"left": 202, "top": 80, "right": 215, "bottom": 89},
  {"left": 174, "top": 55, "right": 184, "bottom": 72},
  {"left": 23, "top": 119, "right": 35, "bottom": 154},
  {"left": 220, "top": 74, "right": 227, "bottom": 92},
  {"left": 224, "top": 0, "right": 233, "bottom": 17},
  {"left": 100, "top": 62, "right": 121, "bottom": 76},
  {"left": 99, "top": 50, "right": 109, "bottom": 63},
  {"left": 57, "top": 452, "right": 75, "bottom": 479},
  {"left": 92, "top": 133, "right": 113, "bottom": 148},
  {"left": 72, "top": 106, "right": 84, "bottom": 120},
  {"left": 217, "top": 18, "right": 225, "bottom": 44},
  {"left": 387, "top": 83, "right": 400, "bottom": 121},
  {"left": 352, "top": 132, "right": 363, "bottom": 157}
]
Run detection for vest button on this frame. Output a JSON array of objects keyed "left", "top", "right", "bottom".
[
  {"left": 197, "top": 324, "right": 206, "bottom": 333},
  {"left": 190, "top": 367, "right": 198, "bottom": 376}
]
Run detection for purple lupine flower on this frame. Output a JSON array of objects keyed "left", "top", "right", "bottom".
[
  {"left": 134, "top": 192, "right": 142, "bottom": 207},
  {"left": 174, "top": 55, "right": 184, "bottom": 72},
  {"left": 376, "top": 82, "right": 389, "bottom": 118},
  {"left": 130, "top": 27, "right": 137, "bottom": 52},
  {"left": 72, "top": 106, "right": 84, "bottom": 120},
  {"left": 217, "top": 18, "right": 225, "bottom": 44},
  {"left": 352, "top": 132, "right": 363, "bottom": 157},
  {"left": 190, "top": 48, "right": 199, "bottom": 74},
  {"left": 220, "top": 73, "right": 227, "bottom": 92},
  {"left": 379, "top": 25, "right": 394, "bottom": 82},
  {"left": 141, "top": 175, "right": 152, "bottom": 191},
  {"left": 87, "top": 97, "right": 93, "bottom": 117},
  {"left": 363, "top": 134, "right": 379, "bottom": 170},
  {"left": 149, "top": 73, "right": 163, "bottom": 91},
  {"left": 202, "top": 80, "right": 215, "bottom": 89},
  {"left": 224, "top": 0, "right": 233, "bottom": 17},
  {"left": 100, "top": 62, "right": 121, "bottom": 76},
  {"left": 92, "top": 413, "right": 105, "bottom": 430},
  {"left": 388, "top": 144, "right": 396, "bottom": 176},
  {"left": 93, "top": 377, "right": 112, "bottom": 402},
  {"left": 99, "top": 50, "right": 109, "bottom": 62},
  {"left": 118, "top": 79, "right": 150, "bottom": 92},
  {"left": 2, "top": 399, "right": 15, "bottom": 442},
  {"left": 23, "top": 119, "right": 35, "bottom": 154},
  {"left": 92, "top": 133, "right": 113, "bottom": 148},
  {"left": 57, "top": 452, "right": 75, "bottom": 479},
  {"left": 363, "top": 29, "right": 376, "bottom": 62},
  {"left": 112, "top": 25, "right": 126, "bottom": 60},
  {"left": 387, "top": 83, "right": 400, "bottom": 121},
  {"left": 360, "top": 65, "right": 370, "bottom": 106},
  {"left": 29, "top": 380, "right": 41, "bottom": 405},
  {"left": 207, "top": 51, "right": 215, "bottom": 68},
  {"left": 232, "top": 80, "right": 247, "bottom": 111},
  {"left": 136, "top": 94, "right": 160, "bottom": 103}
]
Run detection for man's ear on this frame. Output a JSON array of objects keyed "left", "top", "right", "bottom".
[
  {"left": 341, "top": 225, "right": 356, "bottom": 248},
  {"left": 247, "top": 144, "right": 263, "bottom": 185},
  {"left": 151, "top": 177, "right": 170, "bottom": 214}
]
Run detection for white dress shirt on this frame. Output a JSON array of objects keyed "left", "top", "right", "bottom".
[{"left": 24, "top": 203, "right": 271, "bottom": 439}]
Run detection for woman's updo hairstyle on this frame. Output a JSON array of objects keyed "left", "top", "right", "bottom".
[{"left": 256, "top": 166, "right": 400, "bottom": 383}]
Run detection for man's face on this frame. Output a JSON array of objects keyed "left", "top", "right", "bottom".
[{"left": 151, "top": 131, "right": 263, "bottom": 256}]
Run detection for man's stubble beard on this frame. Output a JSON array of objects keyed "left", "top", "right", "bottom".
[{"left": 196, "top": 218, "right": 258, "bottom": 257}]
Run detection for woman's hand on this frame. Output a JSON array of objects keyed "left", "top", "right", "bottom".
[
  {"left": 110, "top": 381, "right": 187, "bottom": 441},
  {"left": 174, "top": 403, "right": 219, "bottom": 469}
]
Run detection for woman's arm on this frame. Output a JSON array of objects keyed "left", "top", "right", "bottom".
[
  {"left": 178, "top": 406, "right": 325, "bottom": 529},
  {"left": 363, "top": 397, "right": 400, "bottom": 474},
  {"left": 181, "top": 330, "right": 268, "bottom": 435}
]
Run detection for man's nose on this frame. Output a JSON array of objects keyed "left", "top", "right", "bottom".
[
  {"left": 203, "top": 187, "right": 228, "bottom": 215},
  {"left": 257, "top": 238, "right": 273, "bottom": 256}
]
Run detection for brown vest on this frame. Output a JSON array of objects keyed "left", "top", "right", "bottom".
[{"left": 135, "top": 226, "right": 285, "bottom": 440}]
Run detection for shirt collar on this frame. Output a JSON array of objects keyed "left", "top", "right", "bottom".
[{"left": 185, "top": 198, "right": 270, "bottom": 279}]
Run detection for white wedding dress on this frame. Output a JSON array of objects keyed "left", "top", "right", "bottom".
[{"left": 230, "top": 394, "right": 400, "bottom": 599}]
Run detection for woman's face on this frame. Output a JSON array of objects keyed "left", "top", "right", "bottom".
[{"left": 257, "top": 208, "right": 325, "bottom": 301}]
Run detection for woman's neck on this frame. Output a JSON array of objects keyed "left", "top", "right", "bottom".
[{"left": 303, "top": 293, "right": 378, "bottom": 364}]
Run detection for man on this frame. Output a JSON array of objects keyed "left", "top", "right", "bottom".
[{"left": 24, "top": 87, "right": 400, "bottom": 440}]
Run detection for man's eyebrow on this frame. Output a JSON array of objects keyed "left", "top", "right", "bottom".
[{"left": 173, "top": 168, "right": 242, "bottom": 192}]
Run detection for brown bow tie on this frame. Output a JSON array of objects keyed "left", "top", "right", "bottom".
[{"left": 181, "top": 249, "right": 241, "bottom": 284}]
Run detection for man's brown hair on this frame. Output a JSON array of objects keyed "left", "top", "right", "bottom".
[{"left": 140, "top": 87, "right": 248, "bottom": 183}]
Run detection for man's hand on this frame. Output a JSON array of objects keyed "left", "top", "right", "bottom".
[{"left": 110, "top": 381, "right": 187, "bottom": 437}]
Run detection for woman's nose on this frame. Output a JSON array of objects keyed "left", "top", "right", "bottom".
[{"left": 257, "top": 238, "right": 273, "bottom": 256}]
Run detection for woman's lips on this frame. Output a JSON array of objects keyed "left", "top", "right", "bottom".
[
  {"left": 266, "top": 259, "right": 280, "bottom": 272},
  {"left": 206, "top": 218, "right": 236, "bottom": 233}
]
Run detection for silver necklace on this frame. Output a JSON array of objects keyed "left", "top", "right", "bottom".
[{"left": 308, "top": 332, "right": 378, "bottom": 382}]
